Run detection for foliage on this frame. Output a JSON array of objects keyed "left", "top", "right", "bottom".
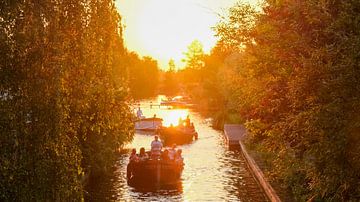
[
  {"left": 160, "top": 59, "right": 180, "bottom": 96},
  {"left": 0, "top": 0, "right": 133, "bottom": 200},
  {"left": 179, "top": 40, "right": 205, "bottom": 85},
  {"left": 127, "top": 52, "right": 160, "bottom": 99},
  {"left": 212, "top": 0, "right": 360, "bottom": 200}
]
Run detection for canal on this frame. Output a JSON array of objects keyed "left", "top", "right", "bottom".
[{"left": 85, "top": 97, "right": 268, "bottom": 201}]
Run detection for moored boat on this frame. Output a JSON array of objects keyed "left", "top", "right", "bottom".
[
  {"left": 160, "top": 96, "right": 193, "bottom": 108},
  {"left": 134, "top": 117, "right": 163, "bottom": 131}
]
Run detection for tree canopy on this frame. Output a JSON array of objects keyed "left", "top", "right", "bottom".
[
  {"left": 0, "top": 0, "right": 133, "bottom": 200},
  {"left": 208, "top": 0, "right": 360, "bottom": 200}
]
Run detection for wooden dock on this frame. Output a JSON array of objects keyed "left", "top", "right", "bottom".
[{"left": 223, "top": 124, "right": 247, "bottom": 149}]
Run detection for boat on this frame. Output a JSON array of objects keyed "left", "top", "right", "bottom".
[
  {"left": 157, "top": 125, "right": 198, "bottom": 145},
  {"left": 160, "top": 96, "right": 193, "bottom": 108},
  {"left": 134, "top": 117, "right": 163, "bottom": 131},
  {"left": 127, "top": 158, "right": 184, "bottom": 187}
]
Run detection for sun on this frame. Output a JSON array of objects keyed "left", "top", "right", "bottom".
[
  {"left": 162, "top": 109, "right": 188, "bottom": 127},
  {"left": 116, "top": 0, "right": 243, "bottom": 69}
]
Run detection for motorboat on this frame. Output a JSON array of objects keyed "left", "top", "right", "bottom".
[
  {"left": 160, "top": 96, "right": 192, "bottom": 108},
  {"left": 127, "top": 157, "right": 184, "bottom": 186},
  {"left": 134, "top": 117, "right": 163, "bottom": 131},
  {"left": 158, "top": 125, "right": 198, "bottom": 145}
]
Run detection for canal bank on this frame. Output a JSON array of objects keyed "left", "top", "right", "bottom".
[{"left": 224, "top": 124, "right": 294, "bottom": 202}]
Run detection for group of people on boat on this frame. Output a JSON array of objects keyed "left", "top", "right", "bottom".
[
  {"left": 127, "top": 136, "right": 184, "bottom": 181},
  {"left": 176, "top": 115, "right": 194, "bottom": 129},
  {"left": 129, "top": 136, "right": 184, "bottom": 164}
]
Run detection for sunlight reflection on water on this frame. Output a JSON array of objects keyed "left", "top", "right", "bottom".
[{"left": 85, "top": 96, "right": 268, "bottom": 202}]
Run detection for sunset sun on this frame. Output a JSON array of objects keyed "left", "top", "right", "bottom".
[{"left": 116, "top": 0, "right": 244, "bottom": 69}]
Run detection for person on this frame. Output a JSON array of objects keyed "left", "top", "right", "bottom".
[
  {"left": 127, "top": 148, "right": 138, "bottom": 180},
  {"left": 138, "top": 147, "right": 148, "bottom": 161},
  {"left": 168, "top": 144, "right": 177, "bottom": 160},
  {"left": 161, "top": 149, "right": 170, "bottom": 161},
  {"left": 136, "top": 107, "right": 143, "bottom": 119},
  {"left": 178, "top": 117, "right": 183, "bottom": 126},
  {"left": 175, "top": 149, "right": 184, "bottom": 165},
  {"left": 185, "top": 115, "right": 190, "bottom": 127},
  {"left": 129, "top": 148, "right": 139, "bottom": 162},
  {"left": 151, "top": 135, "right": 163, "bottom": 159}
]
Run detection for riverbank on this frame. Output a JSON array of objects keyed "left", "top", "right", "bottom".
[
  {"left": 222, "top": 123, "right": 295, "bottom": 202},
  {"left": 242, "top": 139, "right": 295, "bottom": 202}
]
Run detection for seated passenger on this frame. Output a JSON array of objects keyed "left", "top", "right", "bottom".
[
  {"left": 151, "top": 135, "right": 163, "bottom": 159},
  {"left": 168, "top": 144, "right": 177, "bottom": 160},
  {"left": 139, "top": 147, "right": 148, "bottom": 161},
  {"left": 175, "top": 149, "right": 184, "bottom": 165},
  {"left": 129, "top": 148, "right": 139, "bottom": 163},
  {"left": 161, "top": 149, "right": 170, "bottom": 161}
]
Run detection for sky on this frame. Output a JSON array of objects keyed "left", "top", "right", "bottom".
[{"left": 115, "top": 0, "right": 258, "bottom": 70}]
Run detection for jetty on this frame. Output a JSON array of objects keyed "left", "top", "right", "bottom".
[{"left": 223, "top": 124, "right": 247, "bottom": 149}]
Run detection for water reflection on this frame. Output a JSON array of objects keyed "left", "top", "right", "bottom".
[
  {"left": 133, "top": 97, "right": 189, "bottom": 127},
  {"left": 86, "top": 97, "right": 268, "bottom": 201}
]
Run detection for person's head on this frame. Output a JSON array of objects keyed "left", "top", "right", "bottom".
[
  {"left": 140, "top": 147, "right": 145, "bottom": 155},
  {"left": 172, "top": 144, "right": 176, "bottom": 149},
  {"left": 155, "top": 135, "right": 158, "bottom": 141},
  {"left": 138, "top": 107, "right": 140, "bottom": 110},
  {"left": 131, "top": 148, "right": 136, "bottom": 154},
  {"left": 177, "top": 149, "right": 182, "bottom": 155}
]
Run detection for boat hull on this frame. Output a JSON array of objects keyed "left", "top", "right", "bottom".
[
  {"left": 158, "top": 127, "right": 198, "bottom": 145},
  {"left": 134, "top": 117, "right": 163, "bottom": 131},
  {"left": 127, "top": 160, "right": 183, "bottom": 186}
]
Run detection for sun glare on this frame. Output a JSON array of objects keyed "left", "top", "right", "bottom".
[
  {"left": 162, "top": 109, "right": 188, "bottom": 127},
  {"left": 116, "top": 0, "right": 247, "bottom": 69}
]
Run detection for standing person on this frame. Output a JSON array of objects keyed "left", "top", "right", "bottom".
[
  {"left": 185, "top": 115, "right": 190, "bottom": 127},
  {"left": 178, "top": 117, "right": 183, "bottom": 126},
  {"left": 151, "top": 136, "right": 163, "bottom": 159},
  {"left": 136, "top": 107, "right": 143, "bottom": 119}
]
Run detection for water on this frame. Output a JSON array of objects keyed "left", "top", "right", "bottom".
[{"left": 85, "top": 96, "right": 268, "bottom": 201}]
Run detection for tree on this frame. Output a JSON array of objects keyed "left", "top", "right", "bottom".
[
  {"left": 127, "top": 52, "right": 160, "bottom": 99},
  {"left": 161, "top": 59, "right": 179, "bottom": 95},
  {"left": 182, "top": 40, "right": 205, "bottom": 70},
  {"left": 0, "top": 0, "right": 133, "bottom": 200},
  {"left": 0, "top": 0, "right": 83, "bottom": 200},
  {"left": 215, "top": 0, "right": 360, "bottom": 200}
]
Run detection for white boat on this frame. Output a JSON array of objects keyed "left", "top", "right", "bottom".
[
  {"left": 160, "top": 96, "right": 192, "bottom": 108},
  {"left": 134, "top": 117, "right": 163, "bottom": 131}
]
